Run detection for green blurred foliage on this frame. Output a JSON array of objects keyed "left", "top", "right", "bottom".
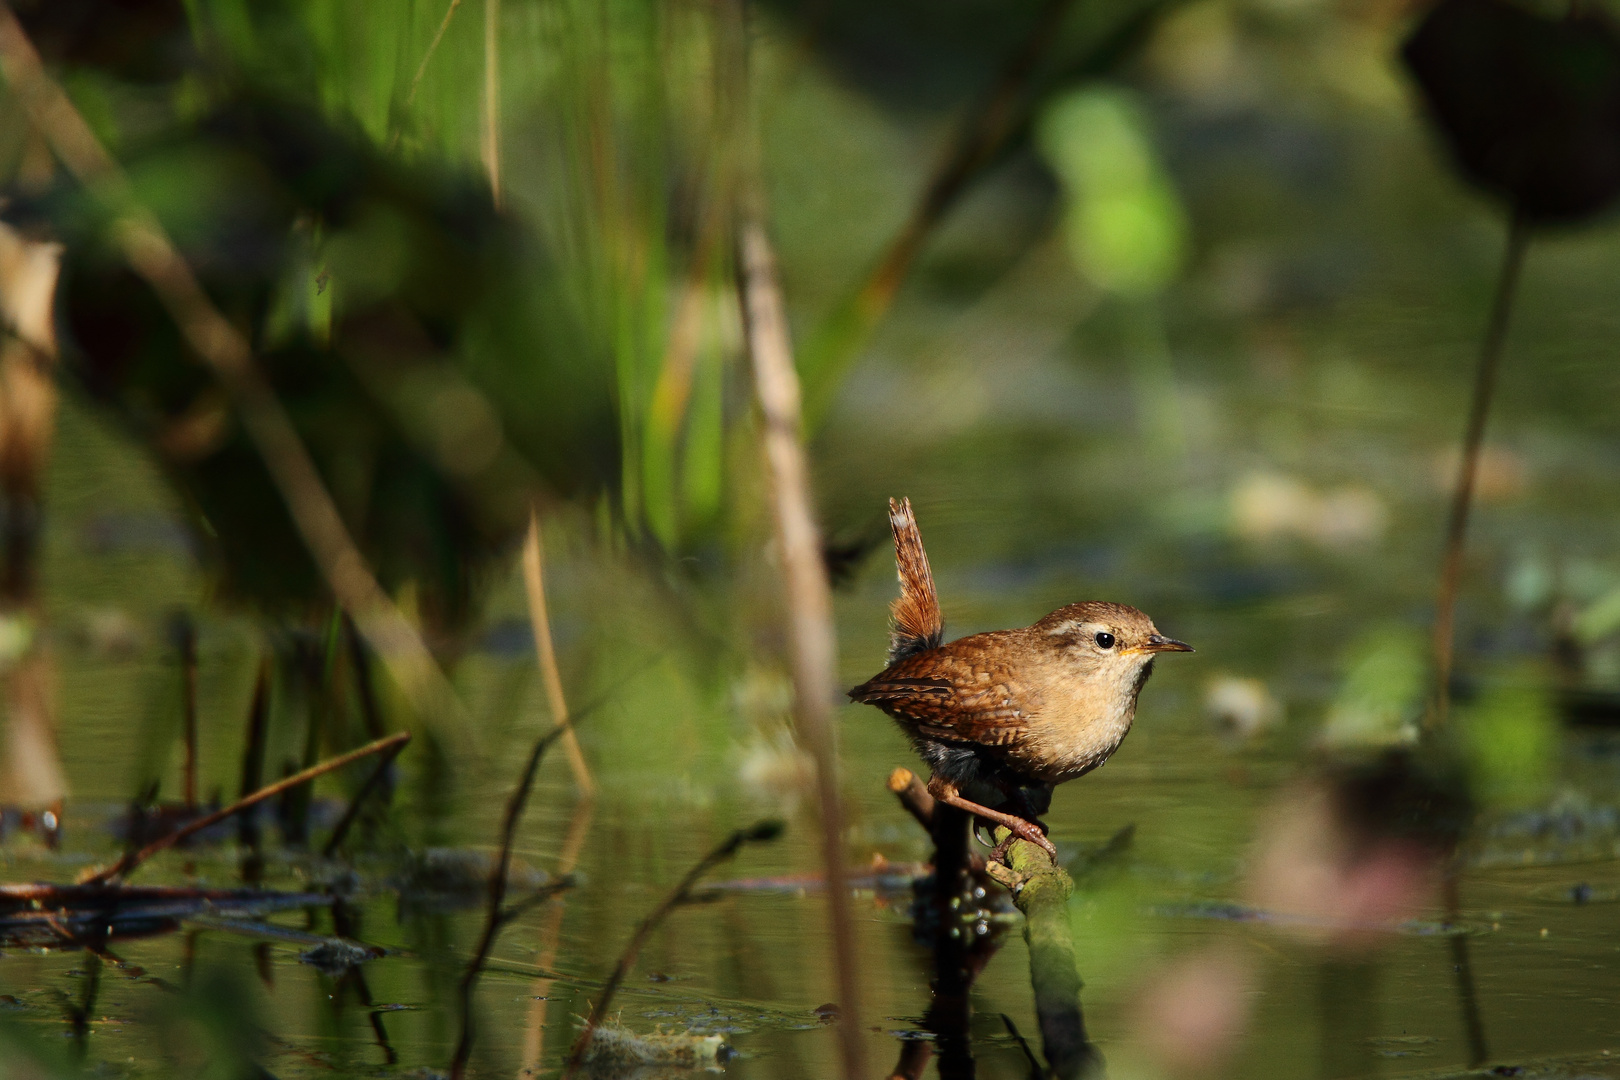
[
  {"left": 1456, "top": 667, "right": 1560, "bottom": 807},
  {"left": 1038, "top": 85, "right": 1189, "bottom": 296},
  {"left": 1318, "top": 625, "right": 1426, "bottom": 750}
]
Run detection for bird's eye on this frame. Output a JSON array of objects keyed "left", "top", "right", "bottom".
[{"left": 1094, "top": 631, "right": 1115, "bottom": 649}]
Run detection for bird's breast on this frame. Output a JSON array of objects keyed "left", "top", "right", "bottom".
[{"left": 1009, "top": 672, "right": 1141, "bottom": 784}]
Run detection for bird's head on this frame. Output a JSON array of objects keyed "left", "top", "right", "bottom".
[{"left": 1034, "top": 600, "right": 1193, "bottom": 702}]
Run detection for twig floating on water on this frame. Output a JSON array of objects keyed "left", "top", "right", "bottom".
[
  {"left": 560, "top": 821, "right": 783, "bottom": 1080},
  {"left": 78, "top": 732, "right": 411, "bottom": 886}
]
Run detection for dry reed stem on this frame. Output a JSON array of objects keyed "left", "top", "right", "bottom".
[
  {"left": 561, "top": 822, "right": 781, "bottom": 1080},
  {"left": 1429, "top": 214, "right": 1530, "bottom": 728},
  {"left": 522, "top": 509, "right": 593, "bottom": 795},
  {"left": 408, "top": 0, "right": 465, "bottom": 105},
  {"left": 79, "top": 732, "right": 411, "bottom": 886},
  {"left": 449, "top": 718, "right": 588, "bottom": 1080},
  {"left": 737, "top": 217, "right": 867, "bottom": 1080},
  {"left": 0, "top": 6, "right": 470, "bottom": 742}
]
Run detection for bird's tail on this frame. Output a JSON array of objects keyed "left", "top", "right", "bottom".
[{"left": 887, "top": 497, "right": 943, "bottom": 662}]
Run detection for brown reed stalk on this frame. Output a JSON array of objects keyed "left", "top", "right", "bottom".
[
  {"left": 522, "top": 509, "right": 593, "bottom": 795},
  {"left": 0, "top": 6, "right": 469, "bottom": 741},
  {"left": 1429, "top": 213, "right": 1530, "bottom": 728},
  {"left": 737, "top": 215, "right": 868, "bottom": 1080},
  {"left": 561, "top": 821, "right": 782, "bottom": 1079},
  {"left": 79, "top": 732, "right": 411, "bottom": 886}
]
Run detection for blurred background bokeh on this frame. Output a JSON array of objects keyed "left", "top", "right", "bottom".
[{"left": 1, "top": 0, "right": 1620, "bottom": 1077}]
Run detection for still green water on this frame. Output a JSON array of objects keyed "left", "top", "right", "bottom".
[{"left": 3, "top": 341, "right": 1620, "bottom": 1079}]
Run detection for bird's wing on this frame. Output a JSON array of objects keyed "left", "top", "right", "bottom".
[{"left": 848, "top": 640, "right": 1038, "bottom": 748}]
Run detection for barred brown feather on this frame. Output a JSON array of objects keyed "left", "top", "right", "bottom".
[{"left": 887, "top": 497, "right": 943, "bottom": 663}]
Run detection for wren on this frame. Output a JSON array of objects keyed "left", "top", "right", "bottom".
[{"left": 850, "top": 498, "right": 1192, "bottom": 861}]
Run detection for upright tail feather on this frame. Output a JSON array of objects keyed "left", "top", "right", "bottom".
[{"left": 887, "top": 497, "right": 944, "bottom": 662}]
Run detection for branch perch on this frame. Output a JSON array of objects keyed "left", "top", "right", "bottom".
[{"left": 988, "top": 836, "right": 1104, "bottom": 1080}]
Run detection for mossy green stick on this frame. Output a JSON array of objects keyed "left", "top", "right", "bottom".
[{"left": 991, "top": 836, "right": 1104, "bottom": 1079}]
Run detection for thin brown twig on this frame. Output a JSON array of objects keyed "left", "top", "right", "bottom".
[
  {"left": 522, "top": 508, "right": 593, "bottom": 795},
  {"left": 561, "top": 821, "right": 783, "bottom": 1079},
  {"left": 407, "top": 0, "right": 465, "bottom": 106},
  {"left": 320, "top": 735, "right": 411, "bottom": 857},
  {"left": 448, "top": 718, "right": 583, "bottom": 1080},
  {"left": 0, "top": 6, "right": 470, "bottom": 743},
  {"left": 887, "top": 766, "right": 935, "bottom": 831},
  {"left": 78, "top": 732, "right": 411, "bottom": 886},
  {"left": 1429, "top": 213, "right": 1531, "bottom": 728},
  {"left": 737, "top": 215, "right": 867, "bottom": 1080}
]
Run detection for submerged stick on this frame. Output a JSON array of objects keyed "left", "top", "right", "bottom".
[
  {"left": 79, "top": 732, "right": 410, "bottom": 886},
  {"left": 1429, "top": 214, "right": 1530, "bottom": 728},
  {"left": 561, "top": 821, "right": 783, "bottom": 1079},
  {"left": 0, "top": 7, "right": 469, "bottom": 743},
  {"left": 737, "top": 216, "right": 868, "bottom": 1080},
  {"left": 522, "top": 509, "right": 593, "bottom": 795},
  {"left": 447, "top": 718, "right": 584, "bottom": 1080},
  {"left": 990, "top": 837, "right": 1104, "bottom": 1079}
]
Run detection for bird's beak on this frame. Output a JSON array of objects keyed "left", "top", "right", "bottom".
[{"left": 1144, "top": 634, "right": 1194, "bottom": 654}]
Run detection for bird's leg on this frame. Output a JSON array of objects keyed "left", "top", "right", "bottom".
[
  {"left": 927, "top": 776, "right": 1056, "bottom": 862},
  {"left": 991, "top": 778, "right": 1049, "bottom": 835}
]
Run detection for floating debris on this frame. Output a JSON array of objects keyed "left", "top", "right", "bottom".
[
  {"left": 299, "top": 938, "right": 383, "bottom": 976},
  {"left": 0, "top": 883, "right": 329, "bottom": 949},
  {"left": 580, "top": 1024, "right": 730, "bottom": 1072}
]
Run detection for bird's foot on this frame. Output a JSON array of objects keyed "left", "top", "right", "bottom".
[{"left": 988, "top": 820, "right": 1056, "bottom": 865}]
